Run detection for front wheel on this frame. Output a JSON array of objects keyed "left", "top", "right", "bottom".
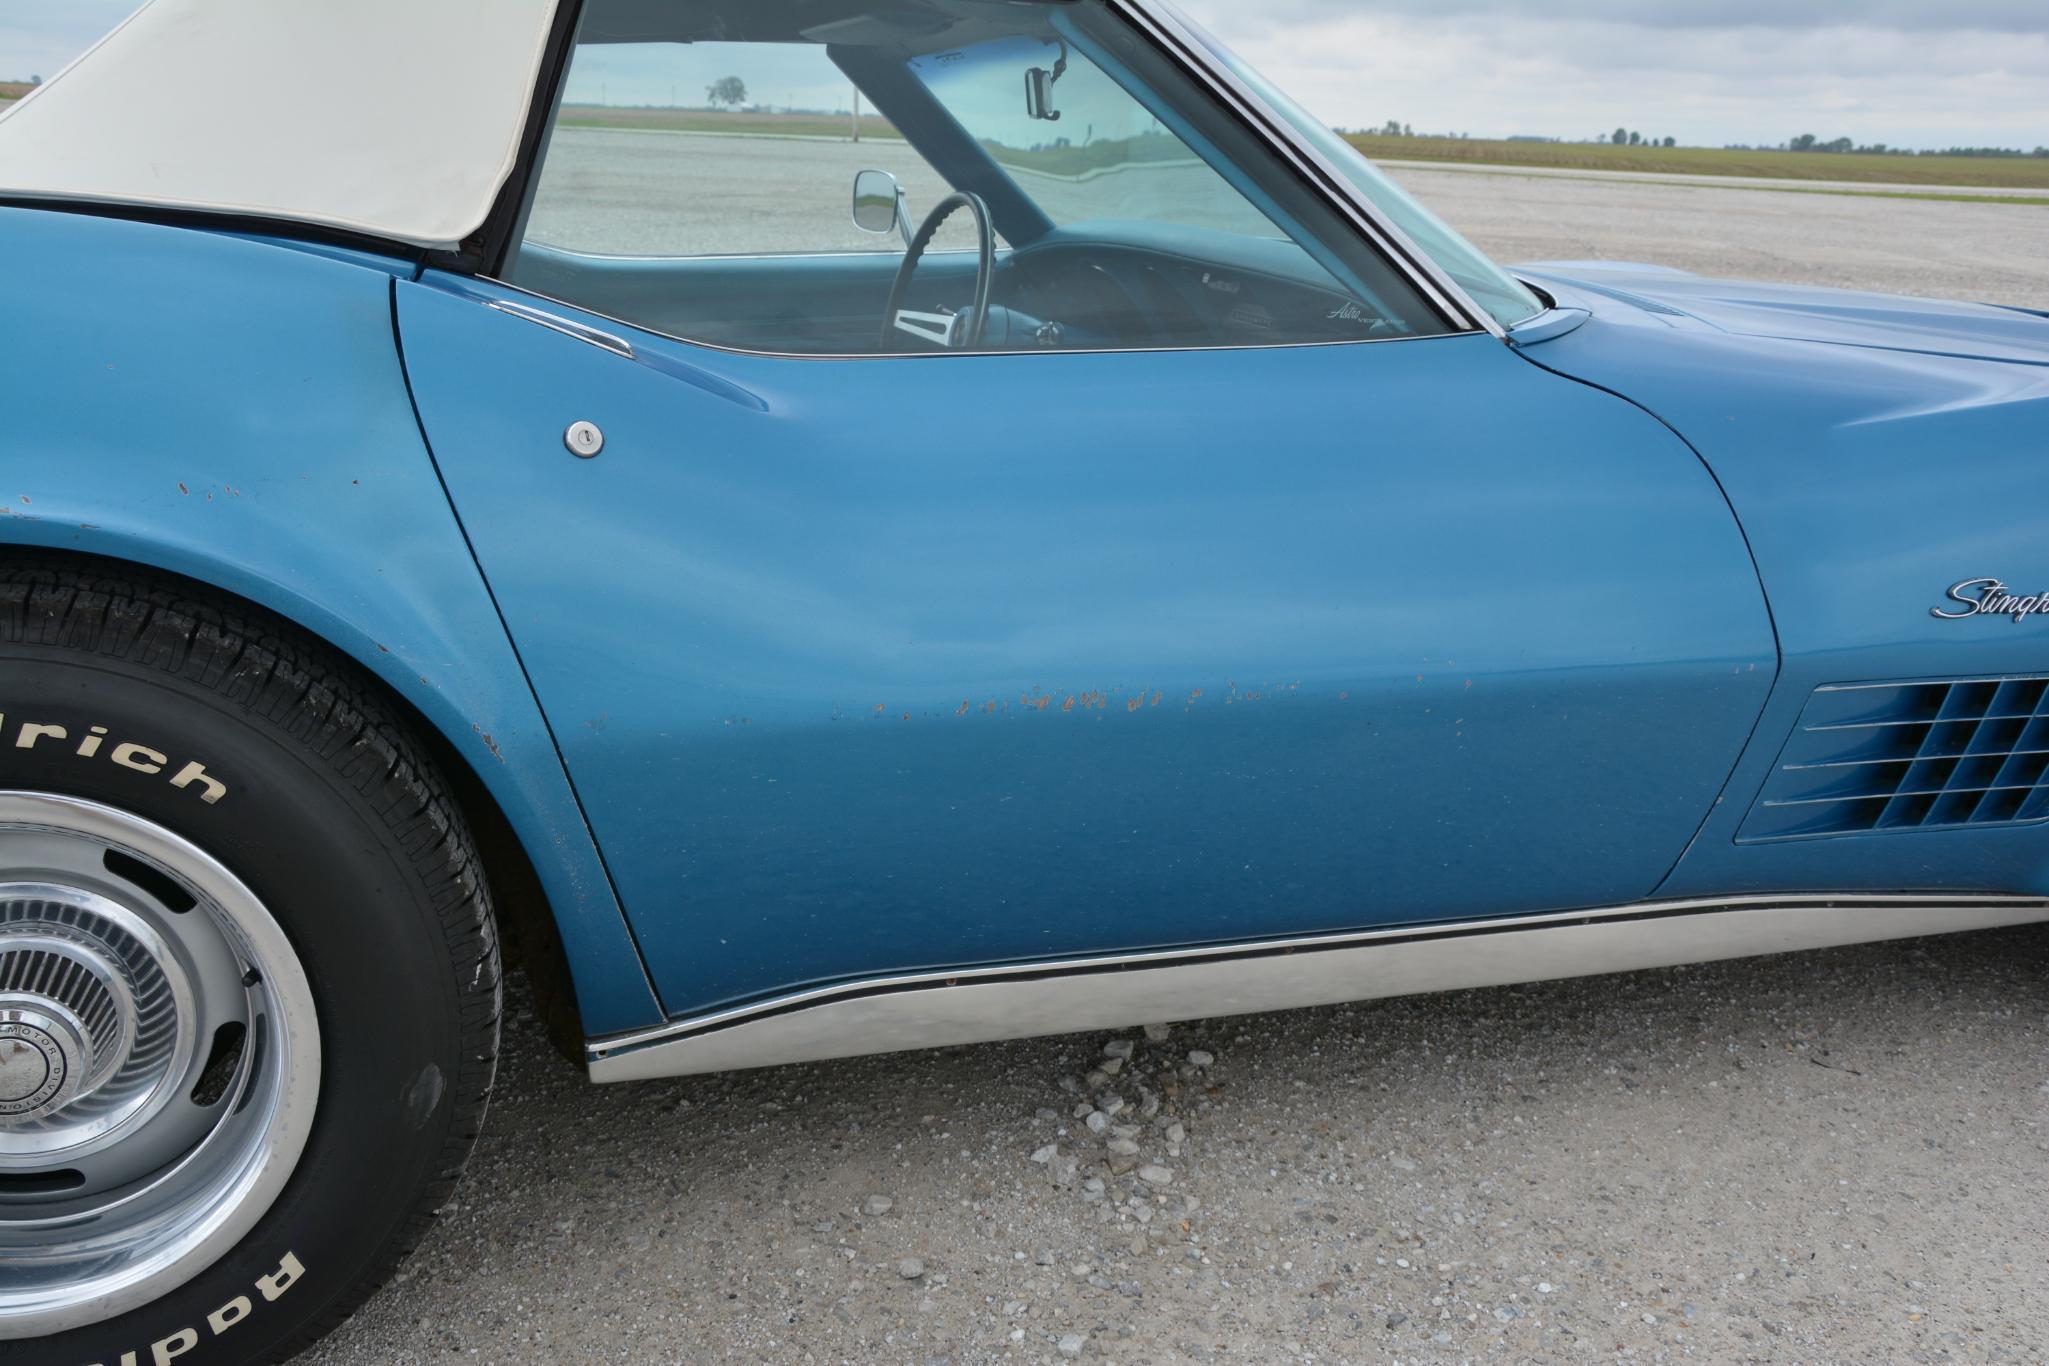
[{"left": 0, "top": 559, "right": 499, "bottom": 1365}]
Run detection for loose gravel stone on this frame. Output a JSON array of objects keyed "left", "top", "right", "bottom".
[
  {"left": 1057, "top": 1332, "right": 1086, "bottom": 1358},
  {"left": 1187, "top": 1050, "right": 1215, "bottom": 1067},
  {"left": 303, "top": 857, "right": 2049, "bottom": 1366},
  {"left": 897, "top": 1257, "right": 925, "bottom": 1280},
  {"left": 1143, "top": 1023, "right": 1173, "bottom": 1041},
  {"left": 1103, "top": 1040, "right": 1136, "bottom": 1060},
  {"left": 863, "top": 1195, "right": 894, "bottom": 1216},
  {"left": 1138, "top": 1164, "right": 1174, "bottom": 1186}
]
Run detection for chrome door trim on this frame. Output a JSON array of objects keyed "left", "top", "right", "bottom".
[
  {"left": 1111, "top": 0, "right": 1505, "bottom": 340},
  {"left": 460, "top": 274, "right": 1476, "bottom": 366},
  {"left": 486, "top": 297, "right": 636, "bottom": 359},
  {"left": 586, "top": 893, "right": 2049, "bottom": 1081}
]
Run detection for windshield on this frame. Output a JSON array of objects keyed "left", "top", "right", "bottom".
[
  {"left": 909, "top": 35, "right": 1282, "bottom": 241},
  {"left": 1165, "top": 5, "right": 1546, "bottom": 330}
]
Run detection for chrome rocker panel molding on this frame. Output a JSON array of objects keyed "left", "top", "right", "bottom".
[{"left": 588, "top": 893, "right": 2049, "bottom": 1081}]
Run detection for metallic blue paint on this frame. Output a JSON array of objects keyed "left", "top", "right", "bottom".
[
  {"left": 1518, "top": 264, "right": 2049, "bottom": 899},
  {"left": 16, "top": 210, "right": 2043, "bottom": 1044},
  {"left": 398, "top": 272, "right": 1776, "bottom": 1017},
  {"left": 0, "top": 208, "right": 661, "bottom": 1033}
]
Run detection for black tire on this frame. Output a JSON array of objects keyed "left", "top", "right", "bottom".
[{"left": 0, "top": 556, "right": 500, "bottom": 1365}]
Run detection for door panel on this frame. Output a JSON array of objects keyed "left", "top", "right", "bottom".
[{"left": 399, "top": 273, "right": 1777, "bottom": 1017}]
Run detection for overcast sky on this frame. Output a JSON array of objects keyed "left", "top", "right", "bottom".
[{"left": 3, "top": 0, "right": 2043, "bottom": 150}]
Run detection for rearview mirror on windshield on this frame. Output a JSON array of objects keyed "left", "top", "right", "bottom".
[{"left": 1025, "top": 65, "right": 1062, "bottom": 122}]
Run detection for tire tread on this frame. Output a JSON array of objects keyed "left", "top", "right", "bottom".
[{"left": 0, "top": 556, "right": 501, "bottom": 1363}]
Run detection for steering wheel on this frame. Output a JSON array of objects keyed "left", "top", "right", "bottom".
[{"left": 882, "top": 191, "right": 996, "bottom": 352}]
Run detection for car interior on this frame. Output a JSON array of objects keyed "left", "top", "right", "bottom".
[{"left": 501, "top": 0, "right": 1453, "bottom": 356}]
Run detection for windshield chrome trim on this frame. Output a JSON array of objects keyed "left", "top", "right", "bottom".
[{"left": 1112, "top": 0, "right": 1507, "bottom": 340}]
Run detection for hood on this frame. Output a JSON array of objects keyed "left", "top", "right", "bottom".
[
  {"left": 1503, "top": 259, "right": 2049, "bottom": 714},
  {"left": 1518, "top": 261, "right": 2049, "bottom": 369}
]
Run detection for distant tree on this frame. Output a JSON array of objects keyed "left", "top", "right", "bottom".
[
  {"left": 1403, "top": 122, "right": 1414, "bottom": 137},
  {"left": 706, "top": 76, "right": 748, "bottom": 109},
  {"left": 1380, "top": 118, "right": 1404, "bottom": 137},
  {"left": 1612, "top": 126, "right": 1628, "bottom": 145},
  {"left": 1662, "top": 135, "right": 1676, "bottom": 147},
  {"left": 1626, "top": 130, "right": 1641, "bottom": 145},
  {"left": 1788, "top": 133, "right": 1818, "bottom": 151},
  {"left": 28, "top": 75, "right": 41, "bottom": 86}
]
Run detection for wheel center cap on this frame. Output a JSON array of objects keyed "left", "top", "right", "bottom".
[{"left": 0, "top": 1021, "right": 67, "bottom": 1115}]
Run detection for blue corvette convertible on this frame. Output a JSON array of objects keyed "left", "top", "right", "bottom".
[{"left": 3, "top": 0, "right": 2047, "bottom": 1359}]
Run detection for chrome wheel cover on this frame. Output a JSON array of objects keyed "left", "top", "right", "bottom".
[{"left": 0, "top": 792, "right": 320, "bottom": 1338}]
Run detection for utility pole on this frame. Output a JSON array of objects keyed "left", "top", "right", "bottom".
[{"left": 852, "top": 85, "right": 862, "bottom": 143}]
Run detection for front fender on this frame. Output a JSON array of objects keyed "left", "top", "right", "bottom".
[{"left": 0, "top": 207, "right": 659, "bottom": 1033}]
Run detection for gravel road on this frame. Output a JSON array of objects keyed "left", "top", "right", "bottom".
[
  {"left": 307, "top": 155, "right": 2049, "bottom": 1365},
  {"left": 523, "top": 131, "right": 2049, "bottom": 308},
  {"left": 1401, "top": 164, "right": 2049, "bottom": 310}
]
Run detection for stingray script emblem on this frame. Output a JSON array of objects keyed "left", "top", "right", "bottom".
[{"left": 1931, "top": 578, "right": 2049, "bottom": 622}]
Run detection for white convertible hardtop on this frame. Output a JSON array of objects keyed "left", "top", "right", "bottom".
[{"left": 0, "top": 0, "right": 560, "bottom": 249}]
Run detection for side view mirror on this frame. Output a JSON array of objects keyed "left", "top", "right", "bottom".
[
  {"left": 853, "top": 169, "right": 911, "bottom": 242},
  {"left": 1025, "top": 66, "right": 1062, "bottom": 122}
]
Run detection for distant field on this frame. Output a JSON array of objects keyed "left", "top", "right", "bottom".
[
  {"left": 1344, "top": 133, "right": 2049, "bottom": 190},
  {"left": 0, "top": 82, "right": 31, "bottom": 103},
  {"left": 558, "top": 111, "right": 2049, "bottom": 192},
  {"left": 559, "top": 105, "right": 902, "bottom": 142}
]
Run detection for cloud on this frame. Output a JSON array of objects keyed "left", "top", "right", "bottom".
[
  {"left": 1175, "top": 0, "right": 2049, "bottom": 147},
  {"left": 3, "top": 1, "right": 2041, "bottom": 151},
  {"left": 1227, "top": 0, "right": 2048, "bottom": 34}
]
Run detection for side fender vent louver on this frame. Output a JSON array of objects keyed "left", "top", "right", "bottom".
[{"left": 1741, "top": 676, "right": 2049, "bottom": 843}]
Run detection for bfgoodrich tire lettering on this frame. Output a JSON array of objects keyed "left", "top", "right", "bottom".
[{"left": 0, "top": 557, "right": 500, "bottom": 1365}]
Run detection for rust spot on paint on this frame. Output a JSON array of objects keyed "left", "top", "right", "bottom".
[
  {"left": 1061, "top": 695, "right": 1076, "bottom": 713},
  {"left": 471, "top": 725, "right": 504, "bottom": 761},
  {"left": 957, "top": 701, "right": 971, "bottom": 717},
  {"left": 1339, "top": 691, "right": 1350, "bottom": 701},
  {"left": 1127, "top": 696, "right": 1144, "bottom": 713},
  {"left": 874, "top": 704, "right": 887, "bottom": 715},
  {"left": 177, "top": 482, "right": 189, "bottom": 496}
]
